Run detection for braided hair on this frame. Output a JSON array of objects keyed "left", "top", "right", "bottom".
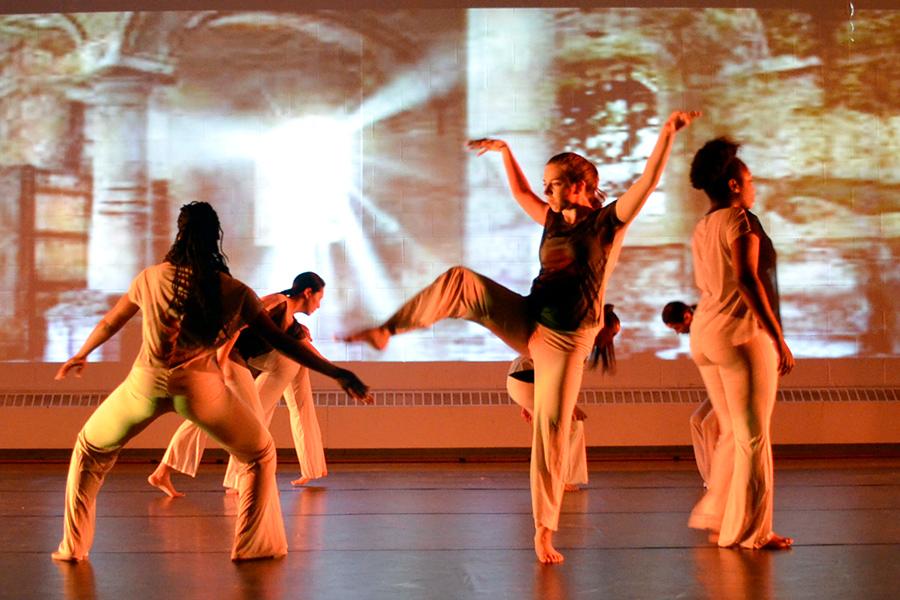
[{"left": 164, "top": 201, "right": 230, "bottom": 346}]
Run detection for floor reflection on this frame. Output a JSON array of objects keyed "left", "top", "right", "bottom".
[
  {"left": 55, "top": 560, "right": 96, "bottom": 600},
  {"left": 694, "top": 546, "right": 774, "bottom": 600}
]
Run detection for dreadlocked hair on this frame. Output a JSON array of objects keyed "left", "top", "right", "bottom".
[
  {"left": 587, "top": 304, "right": 620, "bottom": 373},
  {"left": 164, "top": 201, "right": 231, "bottom": 347}
]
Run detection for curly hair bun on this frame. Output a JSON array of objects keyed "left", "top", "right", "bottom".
[{"left": 689, "top": 137, "right": 740, "bottom": 192}]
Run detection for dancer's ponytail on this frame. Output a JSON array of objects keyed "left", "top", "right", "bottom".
[{"left": 587, "top": 304, "right": 620, "bottom": 373}]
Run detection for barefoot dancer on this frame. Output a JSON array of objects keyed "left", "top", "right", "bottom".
[
  {"left": 149, "top": 272, "right": 356, "bottom": 496},
  {"left": 506, "top": 304, "right": 621, "bottom": 492},
  {"left": 344, "top": 111, "right": 698, "bottom": 563},
  {"left": 230, "top": 272, "right": 333, "bottom": 487},
  {"left": 53, "top": 202, "right": 371, "bottom": 562},
  {"left": 686, "top": 138, "right": 794, "bottom": 550}
]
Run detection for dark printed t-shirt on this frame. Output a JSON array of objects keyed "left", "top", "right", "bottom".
[{"left": 527, "top": 201, "right": 623, "bottom": 332}]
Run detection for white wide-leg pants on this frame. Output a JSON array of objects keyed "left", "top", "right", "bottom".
[
  {"left": 159, "top": 360, "right": 264, "bottom": 482},
  {"left": 688, "top": 330, "right": 779, "bottom": 548},
  {"left": 222, "top": 352, "right": 326, "bottom": 487},
  {"left": 689, "top": 398, "right": 719, "bottom": 486},
  {"left": 56, "top": 365, "right": 287, "bottom": 561},
  {"left": 506, "top": 372, "right": 588, "bottom": 486}
]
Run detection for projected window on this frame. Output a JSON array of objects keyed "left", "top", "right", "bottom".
[{"left": 0, "top": 7, "right": 896, "bottom": 363}]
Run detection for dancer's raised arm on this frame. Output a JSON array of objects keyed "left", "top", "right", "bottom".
[
  {"left": 467, "top": 138, "right": 549, "bottom": 225},
  {"left": 615, "top": 110, "right": 700, "bottom": 225},
  {"left": 55, "top": 294, "right": 139, "bottom": 379}
]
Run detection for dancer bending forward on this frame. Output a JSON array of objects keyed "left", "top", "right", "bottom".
[
  {"left": 662, "top": 301, "right": 719, "bottom": 487},
  {"left": 686, "top": 138, "right": 794, "bottom": 549},
  {"left": 54, "top": 202, "right": 370, "bottom": 562},
  {"left": 149, "top": 272, "right": 343, "bottom": 497},
  {"left": 344, "top": 111, "right": 698, "bottom": 563}
]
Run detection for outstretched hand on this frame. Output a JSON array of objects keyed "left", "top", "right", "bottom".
[
  {"left": 55, "top": 356, "right": 87, "bottom": 380},
  {"left": 466, "top": 138, "right": 507, "bottom": 157},
  {"left": 666, "top": 110, "right": 702, "bottom": 132},
  {"left": 336, "top": 369, "right": 374, "bottom": 404}
]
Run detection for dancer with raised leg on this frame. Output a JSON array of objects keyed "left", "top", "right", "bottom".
[
  {"left": 686, "top": 138, "right": 793, "bottom": 549},
  {"left": 344, "top": 111, "right": 698, "bottom": 563},
  {"left": 53, "top": 202, "right": 371, "bottom": 562}
]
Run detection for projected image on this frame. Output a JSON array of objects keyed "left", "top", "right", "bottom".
[{"left": 0, "top": 7, "right": 897, "bottom": 363}]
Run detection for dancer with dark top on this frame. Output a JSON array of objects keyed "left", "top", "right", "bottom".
[
  {"left": 53, "top": 202, "right": 371, "bottom": 562},
  {"left": 228, "top": 272, "right": 334, "bottom": 487},
  {"left": 148, "top": 272, "right": 346, "bottom": 497},
  {"left": 344, "top": 110, "right": 699, "bottom": 563},
  {"left": 686, "top": 138, "right": 793, "bottom": 549}
]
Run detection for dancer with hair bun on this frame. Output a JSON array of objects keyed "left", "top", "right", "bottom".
[
  {"left": 343, "top": 110, "right": 699, "bottom": 563},
  {"left": 686, "top": 138, "right": 793, "bottom": 550}
]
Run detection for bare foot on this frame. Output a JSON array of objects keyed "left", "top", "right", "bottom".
[
  {"left": 564, "top": 484, "right": 580, "bottom": 492},
  {"left": 760, "top": 533, "right": 794, "bottom": 550},
  {"left": 572, "top": 406, "right": 587, "bottom": 421},
  {"left": 341, "top": 326, "right": 391, "bottom": 350},
  {"left": 534, "top": 526, "right": 565, "bottom": 564},
  {"left": 51, "top": 551, "right": 84, "bottom": 562},
  {"left": 291, "top": 476, "right": 311, "bottom": 487},
  {"left": 147, "top": 466, "right": 185, "bottom": 498}
]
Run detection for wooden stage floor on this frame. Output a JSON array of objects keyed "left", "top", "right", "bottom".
[{"left": 1, "top": 457, "right": 898, "bottom": 599}]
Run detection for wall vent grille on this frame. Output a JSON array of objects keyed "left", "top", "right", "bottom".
[{"left": 1, "top": 388, "right": 896, "bottom": 408}]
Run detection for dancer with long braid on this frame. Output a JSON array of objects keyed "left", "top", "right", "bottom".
[{"left": 53, "top": 202, "right": 370, "bottom": 562}]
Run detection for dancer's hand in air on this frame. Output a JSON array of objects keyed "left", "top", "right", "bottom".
[
  {"left": 466, "top": 138, "right": 507, "bottom": 156},
  {"left": 664, "top": 110, "right": 702, "bottom": 133}
]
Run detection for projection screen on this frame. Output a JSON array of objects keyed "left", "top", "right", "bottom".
[{"left": 0, "top": 5, "right": 897, "bottom": 364}]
